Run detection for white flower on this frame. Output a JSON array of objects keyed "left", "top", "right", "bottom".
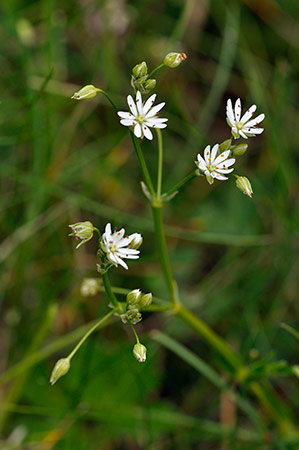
[
  {"left": 117, "top": 91, "right": 168, "bottom": 140},
  {"left": 195, "top": 144, "right": 235, "bottom": 185},
  {"left": 226, "top": 98, "right": 265, "bottom": 139},
  {"left": 100, "top": 223, "right": 141, "bottom": 270}
]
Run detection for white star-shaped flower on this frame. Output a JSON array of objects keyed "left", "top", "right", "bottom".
[
  {"left": 100, "top": 223, "right": 141, "bottom": 270},
  {"left": 226, "top": 98, "right": 265, "bottom": 139},
  {"left": 195, "top": 144, "right": 235, "bottom": 185},
  {"left": 117, "top": 91, "right": 168, "bottom": 140}
]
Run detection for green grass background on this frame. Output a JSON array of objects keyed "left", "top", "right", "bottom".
[{"left": 0, "top": 0, "right": 298, "bottom": 448}]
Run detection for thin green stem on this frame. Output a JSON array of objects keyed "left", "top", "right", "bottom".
[
  {"left": 130, "top": 131, "right": 155, "bottom": 196},
  {"left": 156, "top": 129, "right": 163, "bottom": 200},
  {"left": 151, "top": 205, "right": 176, "bottom": 304},
  {"left": 68, "top": 309, "right": 116, "bottom": 360},
  {"left": 175, "top": 304, "right": 242, "bottom": 371},
  {"left": 148, "top": 63, "right": 165, "bottom": 78},
  {"left": 102, "top": 272, "right": 120, "bottom": 309},
  {"left": 98, "top": 89, "right": 118, "bottom": 111},
  {"left": 128, "top": 322, "right": 140, "bottom": 344},
  {"left": 164, "top": 170, "right": 197, "bottom": 198}
]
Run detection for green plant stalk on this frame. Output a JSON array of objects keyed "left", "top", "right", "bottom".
[
  {"left": 130, "top": 131, "right": 155, "bottom": 196},
  {"left": 68, "top": 309, "right": 117, "bottom": 360},
  {"left": 164, "top": 170, "right": 197, "bottom": 198},
  {"left": 156, "top": 129, "right": 163, "bottom": 200},
  {"left": 151, "top": 205, "right": 176, "bottom": 304},
  {"left": 102, "top": 272, "right": 121, "bottom": 310},
  {"left": 148, "top": 63, "right": 165, "bottom": 78},
  {"left": 98, "top": 89, "right": 118, "bottom": 111},
  {"left": 128, "top": 322, "right": 140, "bottom": 344}
]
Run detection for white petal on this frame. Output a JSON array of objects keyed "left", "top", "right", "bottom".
[
  {"left": 146, "top": 117, "right": 168, "bottom": 123},
  {"left": 127, "top": 95, "right": 137, "bottom": 116},
  {"left": 215, "top": 167, "right": 234, "bottom": 174},
  {"left": 214, "top": 172, "right": 228, "bottom": 180},
  {"left": 142, "top": 124, "right": 153, "bottom": 140},
  {"left": 107, "top": 251, "right": 118, "bottom": 266},
  {"left": 240, "top": 104, "right": 256, "bottom": 124},
  {"left": 204, "top": 145, "right": 211, "bottom": 164},
  {"left": 135, "top": 91, "right": 143, "bottom": 115},
  {"left": 217, "top": 158, "right": 235, "bottom": 168},
  {"left": 196, "top": 154, "right": 207, "bottom": 171},
  {"left": 244, "top": 127, "right": 264, "bottom": 135},
  {"left": 134, "top": 123, "right": 142, "bottom": 138},
  {"left": 143, "top": 94, "right": 157, "bottom": 115},
  {"left": 146, "top": 102, "right": 165, "bottom": 118},
  {"left": 244, "top": 114, "right": 265, "bottom": 128},
  {"left": 213, "top": 150, "right": 231, "bottom": 166},
  {"left": 117, "top": 236, "right": 135, "bottom": 248},
  {"left": 117, "top": 248, "right": 140, "bottom": 255},
  {"left": 210, "top": 144, "right": 219, "bottom": 162},
  {"left": 113, "top": 229, "right": 125, "bottom": 242},
  {"left": 235, "top": 98, "right": 242, "bottom": 121},
  {"left": 239, "top": 130, "right": 248, "bottom": 139},
  {"left": 105, "top": 223, "right": 112, "bottom": 236},
  {"left": 226, "top": 99, "right": 235, "bottom": 125},
  {"left": 120, "top": 119, "right": 135, "bottom": 126},
  {"left": 147, "top": 122, "right": 167, "bottom": 129},
  {"left": 115, "top": 255, "right": 128, "bottom": 270},
  {"left": 117, "top": 111, "right": 134, "bottom": 119}
]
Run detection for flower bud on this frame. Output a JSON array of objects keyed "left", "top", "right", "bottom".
[
  {"left": 144, "top": 78, "right": 156, "bottom": 92},
  {"left": 81, "top": 278, "right": 100, "bottom": 297},
  {"left": 50, "top": 358, "right": 70, "bottom": 385},
  {"left": 133, "top": 343, "right": 147, "bottom": 362},
  {"left": 163, "top": 52, "right": 187, "bottom": 68},
  {"left": 231, "top": 143, "right": 248, "bottom": 156},
  {"left": 139, "top": 293, "right": 152, "bottom": 308},
  {"left": 127, "top": 289, "right": 142, "bottom": 305},
  {"left": 71, "top": 85, "right": 101, "bottom": 100},
  {"left": 69, "top": 221, "right": 94, "bottom": 249},
  {"left": 127, "top": 309, "right": 142, "bottom": 324},
  {"left": 132, "top": 61, "right": 148, "bottom": 78},
  {"left": 293, "top": 365, "right": 299, "bottom": 378},
  {"left": 236, "top": 176, "right": 253, "bottom": 198},
  {"left": 219, "top": 139, "right": 232, "bottom": 152},
  {"left": 129, "top": 233, "right": 143, "bottom": 250}
]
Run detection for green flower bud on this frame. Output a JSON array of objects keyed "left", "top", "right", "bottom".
[
  {"left": 139, "top": 293, "right": 152, "bottom": 308},
  {"left": 293, "top": 365, "right": 299, "bottom": 378},
  {"left": 163, "top": 52, "right": 187, "bottom": 68},
  {"left": 71, "top": 85, "right": 101, "bottom": 100},
  {"left": 127, "top": 308, "right": 142, "bottom": 324},
  {"left": 132, "top": 61, "right": 148, "bottom": 78},
  {"left": 133, "top": 343, "right": 147, "bottom": 362},
  {"left": 127, "top": 289, "right": 142, "bottom": 305},
  {"left": 236, "top": 176, "right": 253, "bottom": 198},
  {"left": 231, "top": 143, "right": 248, "bottom": 156},
  {"left": 50, "top": 358, "right": 70, "bottom": 385},
  {"left": 129, "top": 233, "right": 143, "bottom": 250},
  {"left": 219, "top": 139, "right": 232, "bottom": 152},
  {"left": 144, "top": 78, "right": 156, "bottom": 92},
  {"left": 69, "top": 221, "right": 94, "bottom": 249}
]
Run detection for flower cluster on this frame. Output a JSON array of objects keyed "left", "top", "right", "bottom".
[
  {"left": 117, "top": 289, "right": 153, "bottom": 324},
  {"left": 99, "top": 223, "right": 141, "bottom": 270}
]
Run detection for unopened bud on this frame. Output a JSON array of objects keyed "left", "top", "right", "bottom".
[
  {"left": 293, "top": 365, "right": 299, "bottom": 378},
  {"left": 127, "top": 309, "right": 142, "bottom": 324},
  {"left": 231, "top": 143, "right": 248, "bottom": 156},
  {"left": 219, "top": 139, "right": 232, "bottom": 152},
  {"left": 129, "top": 233, "right": 143, "bottom": 250},
  {"left": 69, "top": 221, "right": 95, "bottom": 248},
  {"left": 127, "top": 289, "right": 142, "bottom": 305},
  {"left": 144, "top": 78, "right": 156, "bottom": 92},
  {"left": 139, "top": 293, "right": 152, "bottom": 308},
  {"left": 50, "top": 358, "right": 70, "bottom": 385},
  {"left": 164, "top": 52, "right": 187, "bottom": 68},
  {"left": 71, "top": 85, "right": 101, "bottom": 100},
  {"left": 132, "top": 61, "right": 148, "bottom": 78},
  {"left": 133, "top": 343, "right": 147, "bottom": 362},
  {"left": 236, "top": 176, "right": 253, "bottom": 198}
]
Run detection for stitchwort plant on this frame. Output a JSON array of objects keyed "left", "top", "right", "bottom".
[{"left": 49, "top": 52, "right": 297, "bottom": 439}]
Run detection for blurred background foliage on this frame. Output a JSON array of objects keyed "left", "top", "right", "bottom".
[{"left": 0, "top": 0, "right": 298, "bottom": 448}]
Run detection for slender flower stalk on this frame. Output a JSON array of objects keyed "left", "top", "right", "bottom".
[{"left": 156, "top": 129, "right": 163, "bottom": 201}]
